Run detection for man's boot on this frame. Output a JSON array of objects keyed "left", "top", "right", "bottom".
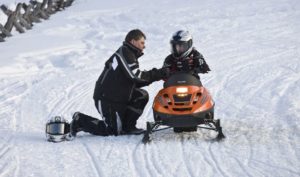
[{"left": 66, "top": 112, "right": 82, "bottom": 140}]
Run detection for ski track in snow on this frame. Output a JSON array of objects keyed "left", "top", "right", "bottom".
[
  {"left": 82, "top": 142, "right": 104, "bottom": 177},
  {"left": 1, "top": 0, "right": 300, "bottom": 176},
  {"left": 0, "top": 134, "right": 19, "bottom": 177}
]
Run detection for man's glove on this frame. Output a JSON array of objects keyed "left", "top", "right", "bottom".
[
  {"left": 148, "top": 67, "right": 171, "bottom": 82},
  {"left": 158, "top": 67, "right": 171, "bottom": 79}
]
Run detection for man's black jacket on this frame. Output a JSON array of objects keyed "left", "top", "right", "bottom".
[{"left": 93, "top": 42, "right": 163, "bottom": 104}]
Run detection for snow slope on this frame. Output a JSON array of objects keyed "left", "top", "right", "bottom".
[{"left": 0, "top": 0, "right": 300, "bottom": 176}]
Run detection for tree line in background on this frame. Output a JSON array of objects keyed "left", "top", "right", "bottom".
[{"left": 0, "top": 0, "right": 74, "bottom": 42}]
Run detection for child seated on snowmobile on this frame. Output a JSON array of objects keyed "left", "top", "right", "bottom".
[{"left": 162, "top": 30, "right": 210, "bottom": 79}]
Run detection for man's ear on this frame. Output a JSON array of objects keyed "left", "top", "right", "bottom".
[{"left": 130, "top": 39, "right": 136, "bottom": 45}]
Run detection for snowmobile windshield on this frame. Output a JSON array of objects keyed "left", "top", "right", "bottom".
[
  {"left": 163, "top": 73, "right": 202, "bottom": 88},
  {"left": 46, "top": 123, "right": 68, "bottom": 135}
]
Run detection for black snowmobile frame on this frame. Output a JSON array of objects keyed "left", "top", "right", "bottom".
[{"left": 142, "top": 119, "right": 225, "bottom": 144}]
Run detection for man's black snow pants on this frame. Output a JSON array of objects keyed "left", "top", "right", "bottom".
[{"left": 75, "top": 88, "right": 149, "bottom": 136}]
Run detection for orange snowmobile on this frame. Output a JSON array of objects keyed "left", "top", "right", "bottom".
[{"left": 142, "top": 72, "right": 225, "bottom": 143}]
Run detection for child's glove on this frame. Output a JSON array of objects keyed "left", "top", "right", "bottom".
[{"left": 180, "top": 57, "right": 194, "bottom": 71}]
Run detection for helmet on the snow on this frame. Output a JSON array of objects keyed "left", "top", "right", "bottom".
[
  {"left": 45, "top": 116, "right": 70, "bottom": 142},
  {"left": 170, "top": 30, "right": 193, "bottom": 58}
]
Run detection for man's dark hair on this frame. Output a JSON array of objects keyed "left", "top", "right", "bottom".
[{"left": 125, "top": 29, "right": 146, "bottom": 42}]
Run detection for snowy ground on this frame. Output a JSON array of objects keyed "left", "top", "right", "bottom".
[{"left": 0, "top": 0, "right": 300, "bottom": 176}]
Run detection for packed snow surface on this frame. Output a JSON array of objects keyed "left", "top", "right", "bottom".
[{"left": 0, "top": 0, "right": 299, "bottom": 176}]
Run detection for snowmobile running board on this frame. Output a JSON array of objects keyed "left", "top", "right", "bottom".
[{"left": 142, "top": 119, "right": 225, "bottom": 144}]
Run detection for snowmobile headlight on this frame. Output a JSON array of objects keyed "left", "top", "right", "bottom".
[
  {"left": 176, "top": 87, "right": 188, "bottom": 93},
  {"left": 177, "top": 93, "right": 188, "bottom": 97}
]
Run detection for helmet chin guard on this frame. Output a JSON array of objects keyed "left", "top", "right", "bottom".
[{"left": 45, "top": 116, "right": 70, "bottom": 142}]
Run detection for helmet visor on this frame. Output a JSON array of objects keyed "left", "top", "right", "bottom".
[
  {"left": 46, "top": 122, "right": 68, "bottom": 135},
  {"left": 171, "top": 41, "right": 190, "bottom": 56}
]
